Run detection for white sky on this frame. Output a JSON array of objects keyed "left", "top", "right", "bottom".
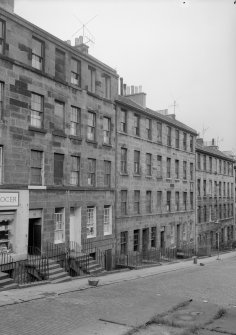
[{"left": 14, "top": 0, "right": 236, "bottom": 152}]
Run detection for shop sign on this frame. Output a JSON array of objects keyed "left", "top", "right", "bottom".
[{"left": 0, "top": 193, "right": 19, "bottom": 207}]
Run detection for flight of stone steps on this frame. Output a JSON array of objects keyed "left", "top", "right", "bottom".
[
  {"left": 48, "top": 259, "right": 72, "bottom": 283},
  {"left": 0, "top": 271, "right": 18, "bottom": 291}
]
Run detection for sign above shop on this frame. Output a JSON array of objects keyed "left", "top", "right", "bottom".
[{"left": 0, "top": 193, "right": 19, "bottom": 207}]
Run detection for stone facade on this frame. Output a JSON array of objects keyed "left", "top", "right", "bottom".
[
  {"left": 115, "top": 95, "right": 197, "bottom": 254},
  {"left": 196, "top": 139, "right": 235, "bottom": 250},
  {"left": 0, "top": 6, "right": 118, "bottom": 258}
]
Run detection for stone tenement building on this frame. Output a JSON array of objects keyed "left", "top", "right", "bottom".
[
  {"left": 115, "top": 89, "right": 198, "bottom": 254},
  {"left": 196, "top": 139, "right": 235, "bottom": 249},
  {"left": 0, "top": 1, "right": 118, "bottom": 259}
]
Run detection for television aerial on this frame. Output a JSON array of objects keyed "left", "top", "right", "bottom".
[{"left": 71, "top": 15, "right": 97, "bottom": 46}]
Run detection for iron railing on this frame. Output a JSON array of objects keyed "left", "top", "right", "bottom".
[
  {"left": 0, "top": 250, "right": 49, "bottom": 285},
  {"left": 115, "top": 247, "right": 177, "bottom": 268}
]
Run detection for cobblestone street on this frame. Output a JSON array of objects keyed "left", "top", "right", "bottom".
[{"left": 1, "top": 254, "right": 236, "bottom": 335}]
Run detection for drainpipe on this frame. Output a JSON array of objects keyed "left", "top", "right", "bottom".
[
  {"left": 195, "top": 146, "right": 198, "bottom": 256},
  {"left": 114, "top": 102, "right": 118, "bottom": 260}
]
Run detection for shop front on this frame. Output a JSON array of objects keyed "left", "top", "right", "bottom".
[{"left": 0, "top": 190, "right": 29, "bottom": 260}]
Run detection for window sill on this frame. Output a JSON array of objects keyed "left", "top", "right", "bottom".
[
  {"left": 86, "top": 139, "right": 98, "bottom": 145},
  {"left": 52, "top": 130, "right": 67, "bottom": 138},
  {"left": 87, "top": 235, "right": 96, "bottom": 239},
  {"left": 28, "top": 126, "right": 47, "bottom": 134},
  {"left": 102, "top": 143, "right": 112, "bottom": 148},
  {"left": 166, "top": 178, "right": 172, "bottom": 182},
  {"left": 28, "top": 186, "right": 46, "bottom": 190},
  {"left": 175, "top": 179, "right": 180, "bottom": 182},
  {"left": 69, "top": 135, "right": 82, "bottom": 142},
  {"left": 133, "top": 173, "right": 141, "bottom": 177},
  {"left": 103, "top": 97, "right": 113, "bottom": 104},
  {"left": 120, "top": 172, "right": 129, "bottom": 176},
  {"left": 183, "top": 180, "right": 188, "bottom": 183},
  {"left": 54, "top": 240, "right": 65, "bottom": 244},
  {"left": 145, "top": 175, "right": 152, "bottom": 179}
]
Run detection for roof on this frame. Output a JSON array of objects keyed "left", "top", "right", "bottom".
[
  {"left": 196, "top": 143, "right": 235, "bottom": 162},
  {"left": 116, "top": 95, "right": 198, "bottom": 135},
  {"left": 0, "top": 7, "right": 118, "bottom": 76}
]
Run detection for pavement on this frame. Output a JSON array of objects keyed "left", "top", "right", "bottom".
[
  {"left": 0, "top": 251, "right": 236, "bottom": 335},
  {"left": 0, "top": 250, "right": 236, "bottom": 308}
]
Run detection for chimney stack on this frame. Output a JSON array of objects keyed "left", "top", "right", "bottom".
[
  {"left": 74, "top": 36, "right": 89, "bottom": 54},
  {"left": 120, "top": 78, "right": 124, "bottom": 96},
  {"left": 0, "top": 0, "right": 14, "bottom": 13}
]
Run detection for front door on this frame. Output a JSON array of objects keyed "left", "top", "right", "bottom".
[
  {"left": 28, "top": 218, "right": 41, "bottom": 254},
  {"left": 142, "top": 228, "right": 149, "bottom": 254},
  {"left": 160, "top": 228, "right": 165, "bottom": 250},
  {"left": 69, "top": 207, "right": 81, "bottom": 246},
  {"left": 176, "top": 224, "right": 180, "bottom": 248}
]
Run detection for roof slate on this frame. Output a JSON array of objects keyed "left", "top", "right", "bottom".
[
  {"left": 116, "top": 95, "right": 198, "bottom": 135},
  {"left": 196, "top": 143, "right": 235, "bottom": 162}
]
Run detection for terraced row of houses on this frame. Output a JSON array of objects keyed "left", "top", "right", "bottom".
[{"left": 0, "top": 0, "right": 234, "bottom": 267}]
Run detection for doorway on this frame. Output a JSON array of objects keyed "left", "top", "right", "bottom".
[
  {"left": 176, "top": 224, "right": 180, "bottom": 248},
  {"left": 160, "top": 227, "right": 165, "bottom": 250},
  {"left": 69, "top": 207, "right": 81, "bottom": 246},
  {"left": 28, "top": 218, "right": 41, "bottom": 254},
  {"left": 142, "top": 228, "right": 149, "bottom": 254}
]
